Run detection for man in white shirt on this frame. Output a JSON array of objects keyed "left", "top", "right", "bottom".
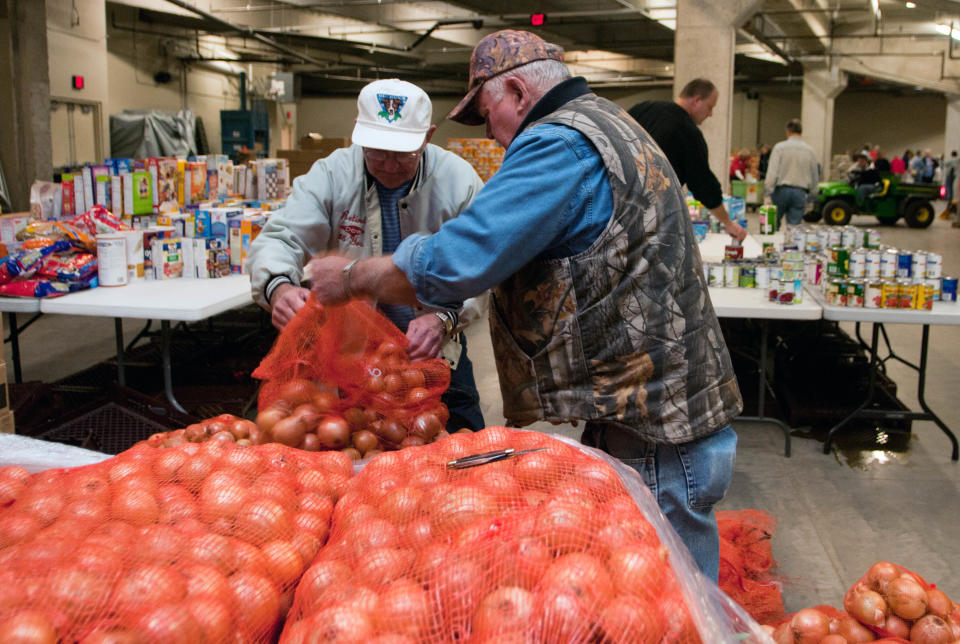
[{"left": 763, "top": 119, "right": 821, "bottom": 229}]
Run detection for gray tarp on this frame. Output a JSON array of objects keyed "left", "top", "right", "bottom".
[{"left": 109, "top": 109, "right": 197, "bottom": 158}]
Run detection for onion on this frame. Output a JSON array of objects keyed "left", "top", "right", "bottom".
[
  {"left": 410, "top": 413, "right": 442, "bottom": 441},
  {"left": 866, "top": 562, "right": 900, "bottom": 594},
  {"left": 771, "top": 623, "right": 792, "bottom": 644},
  {"left": 910, "top": 614, "right": 954, "bottom": 644},
  {"left": 351, "top": 430, "right": 379, "bottom": 455},
  {"left": 255, "top": 407, "right": 287, "bottom": 435},
  {"left": 790, "top": 608, "right": 831, "bottom": 644},
  {"left": 926, "top": 588, "right": 953, "bottom": 619},
  {"left": 837, "top": 616, "right": 877, "bottom": 642},
  {"left": 887, "top": 576, "right": 928, "bottom": 620},
  {"left": 881, "top": 613, "right": 910, "bottom": 639},
  {"left": 316, "top": 416, "right": 351, "bottom": 449},
  {"left": 820, "top": 635, "right": 849, "bottom": 644},
  {"left": 271, "top": 415, "right": 308, "bottom": 447},
  {"left": 847, "top": 588, "right": 887, "bottom": 626}
]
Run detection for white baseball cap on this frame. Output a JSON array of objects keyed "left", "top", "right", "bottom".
[{"left": 351, "top": 79, "right": 433, "bottom": 152}]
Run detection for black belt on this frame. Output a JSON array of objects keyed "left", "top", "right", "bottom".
[{"left": 778, "top": 185, "right": 808, "bottom": 192}]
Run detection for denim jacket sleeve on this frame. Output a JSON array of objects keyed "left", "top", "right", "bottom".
[{"left": 393, "top": 125, "right": 612, "bottom": 308}]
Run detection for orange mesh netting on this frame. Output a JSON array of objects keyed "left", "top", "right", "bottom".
[
  {"left": 0, "top": 441, "right": 352, "bottom": 642},
  {"left": 717, "top": 509, "right": 784, "bottom": 624},
  {"left": 282, "top": 427, "right": 711, "bottom": 643},
  {"left": 251, "top": 298, "right": 451, "bottom": 455}
]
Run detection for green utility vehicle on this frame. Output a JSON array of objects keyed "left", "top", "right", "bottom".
[{"left": 804, "top": 176, "right": 940, "bottom": 228}]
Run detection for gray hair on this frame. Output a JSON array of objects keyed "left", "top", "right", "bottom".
[{"left": 483, "top": 59, "right": 571, "bottom": 101}]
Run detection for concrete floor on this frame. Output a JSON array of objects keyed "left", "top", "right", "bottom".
[{"left": 5, "top": 206, "right": 960, "bottom": 614}]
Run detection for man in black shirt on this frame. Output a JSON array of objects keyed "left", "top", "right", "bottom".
[{"left": 629, "top": 79, "right": 747, "bottom": 241}]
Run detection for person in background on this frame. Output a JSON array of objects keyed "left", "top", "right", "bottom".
[
  {"left": 870, "top": 144, "right": 880, "bottom": 161},
  {"left": 758, "top": 144, "right": 771, "bottom": 180},
  {"left": 890, "top": 151, "right": 906, "bottom": 177},
  {"left": 304, "top": 29, "right": 742, "bottom": 582},
  {"left": 729, "top": 149, "right": 751, "bottom": 181},
  {"left": 763, "top": 118, "right": 820, "bottom": 229},
  {"left": 909, "top": 150, "right": 925, "bottom": 182},
  {"left": 847, "top": 153, "right": 881, "bottom": 202},
  {"left": 873, "top": 149, "right": 891, "bottom": 173},
  {"left": 247, "top": 78, "right": 487, "bottom": 432},
  {"left": 944, "top": 151, "right": 958, "bottom": 203},
  {"left": 628, "top": 79, "right": 747, "bottom": 241},
  {"left": 921, "top": 149, "right": 938, "bottom": 183}
]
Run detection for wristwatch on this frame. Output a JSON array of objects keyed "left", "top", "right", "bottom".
[
  {"left": 342, "top": 259, "right": 360, "bottom": 299},
  {"left": 433, "top": 311, "right": 455, "bottom": 335}
]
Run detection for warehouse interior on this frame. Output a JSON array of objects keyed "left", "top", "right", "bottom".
[{"left": 1, "top": 0, "right": 959, "bottom": 628}]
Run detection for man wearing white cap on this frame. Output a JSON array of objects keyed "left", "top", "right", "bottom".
[{"left": 248, "top": 78, "right": 487, "bottom": 431}]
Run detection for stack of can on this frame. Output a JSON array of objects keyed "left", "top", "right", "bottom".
[{"left": 822, "top": 247, "right": 955, "bottom": 310}]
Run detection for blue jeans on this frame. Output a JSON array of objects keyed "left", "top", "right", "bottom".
[
  {"left": 772, "top": 185, "right": 809, "bottom": 225},
  {"left": 581, "top": 423, "right": 738, "bottom": 582},
  {"left": 441, "top": 332, "right": 485, "bottom": 432}
]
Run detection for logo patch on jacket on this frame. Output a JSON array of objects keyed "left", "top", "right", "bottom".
[{"left": 377, "top": 94, "right": 407, "bottom": 123}]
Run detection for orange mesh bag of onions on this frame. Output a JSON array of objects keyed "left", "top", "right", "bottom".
[
  {"left": 717, "top": 509, "right": 784, "bottom": 624},
  {"left": 842, "top": 561, "right": 960, "bottom": 642},
  {"left": 280, "top": 427, "right": 771, "bottom": 644},
  {"left": 252, "top": 297, "right": 451, "bottom": 456},
  {"left": 0, "top": 440, "right": 352, "bottom": 643}
]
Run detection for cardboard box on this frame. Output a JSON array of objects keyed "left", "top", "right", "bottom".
[
  {"left": 0, "top": 409, "right": 14, "bottom": 434},
  {"left": 299, "top": 134, "right": 351, "bottom": 153},
  {"left": 0, "top": 213, "right": 34, "bottom": 244}
]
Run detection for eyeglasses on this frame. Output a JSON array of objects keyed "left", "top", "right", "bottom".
[{"left": 363, "top": 148, "right": 421, "bottom": 163}]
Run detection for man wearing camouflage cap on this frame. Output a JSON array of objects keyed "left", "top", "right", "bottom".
[{"left": 306, "top": 30, "right": 742, "bottom": 580}]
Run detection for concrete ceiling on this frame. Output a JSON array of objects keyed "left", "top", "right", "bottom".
[{"left": 114, "top": 0, "right": 960, "bottom": 96}]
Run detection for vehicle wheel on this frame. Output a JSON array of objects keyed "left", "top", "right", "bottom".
[
  {"left": 904, "top": 200, "right": 935, "bottom": 228},
  {"left": 821, "top": 199, "right": 852, "bottom": 226},
  {"left": 803, "top": 209, "right": 821, "bottom": 222}
]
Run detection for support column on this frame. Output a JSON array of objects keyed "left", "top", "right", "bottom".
[
  {"left": 674, "top": 0, "right": 764, "bottom": 193},
  {"left": 0, "top": 0, "right": 51, "bottom": 212},
  {"left": 801, "top": 64, "right": 847, "bottom": 178},
  {"left": 945, "top": 95, "right": 960, "bottom": 156}
]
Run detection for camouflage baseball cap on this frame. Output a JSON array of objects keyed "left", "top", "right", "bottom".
[{"left": 447, "top": 30, "right": 565, "bottom": 126}]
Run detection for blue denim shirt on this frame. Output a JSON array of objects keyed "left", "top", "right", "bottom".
[{"left": 393, "top": 124, "right": 614, "bottom": 308}]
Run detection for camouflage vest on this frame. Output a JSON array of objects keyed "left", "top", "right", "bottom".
[{"left": 489, "top": 93, "right": 742, "bottom": 443}]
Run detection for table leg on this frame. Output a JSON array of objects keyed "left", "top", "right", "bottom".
[
  {"left": 114, "top": 318, "right": 126, "bottom": 387},
  {"left": 824, "top": 323, "right": 881, "bottom": 454},
  {"left": 916, "top": 325, "right": 959, "bottom": 461},
  {"left": 160, "top": 320, "right": 187, "bottom": 414},
  {"left": 735, "top": 319, "right": 792, "bottom": 457},
  {"left": 8, "top": 312, "right": 21, "bottom": 384}
]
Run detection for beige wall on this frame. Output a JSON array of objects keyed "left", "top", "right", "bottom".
[{"left": 832, "top": 92, "right": 946, "bottom": 158}]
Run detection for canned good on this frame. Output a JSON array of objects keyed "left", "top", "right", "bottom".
[
  {"left": 805, "top": 230, "right": 820, "bottom": 253},
  {"left": 825, "top": 279, "right": 844, "bottom": 306},
  {"left": 881, "top": 280, "right": 900, "bottom": 309},
  {"left": 865, "top": 250, "right": 881, "bottom": 278},
  {"left": 916, "top": 281, "right": 934, "bottom": 310},
  {"left": 804, "top": 256, "right": 823, "bottom": 286},
  {"left": 739, "top": 264, "right": 756, "bottom": 288},
  {"left": 768, "top": 278, "right": 780, "bottom": 302},
  {"left": 708, "top": 263, "right": 724, "bottom": 287},
  {"left": 841, "top": 227, "right": 860, "bottom": 249},
  {"left": 827, "top": 248, "right": 849, "bottom": 277},
  {"left": 925, "top": 277, "right": 942, "bottom": 302},
  {"left": 846, "top": 280, "right": 864, "bottom": 307},
  {"left": 762, "top": 242, "right": 776, "bottom": 259},
  {"left": 756, "top": 264, "right": 771, "bottom": 289},
  {"left": 759, "top": 205, "right": 778, "bottom": 234},
  {"left": 896, "top": 251, "right": 913, "bottom": 278},
  {"left": 942, "top": 276, "right": 958, "bottom": 302},
  {"left": 925, "top": 252, "right": 943, "bottom": 279},
  {"left": 849, "top": 249, "right": 866, "bottom": 278},
  {"left": 911, "top": 251, "right": 927, "bottom": 280},
  {"left": 880, "top": 248, "right": 898, "bottom": 278},
  {"left": 865, "top": 229, "right": 881, "bottom": 249},
  {"left": 865, "top": 280, "right": 883, "bottom": 309},
  {"left": 724, "top": 262, "right": 741, "bottom": 288},
  {"left": 817, "top": 228, "right": 830, "bottom": 252},
  {"left": 828, "top": 228, "right": 842, "bottom": 248},
  {"left": 724, "top": 243, "right": 744, "bottom": 260},
  {"left": 791, "top": 227, "right": 806, "bottom": 249},
  {"left": 898, "top": 279, "right": 917, "bottom": 309}
]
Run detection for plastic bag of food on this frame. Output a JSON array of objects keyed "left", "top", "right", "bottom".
[
  {"left": 69, "top": 205, "right": 131, "bottom": 237},
  {"left": 0, "top": 440, "right": 353, "bottom": 643},
  {"left": 19, "top": 220, "right": 94, "bottom": 250},
  {"left": 0, "top": 240, "right": 73, "bottom": 285},
  {"left": 252, "top": 297, "right": 451, "bottom": 457},
  {"left": 843, "top": 561, "right": 959, "bottom": 640},
  {"left": 281, "top": 427, "right": 771, "bottom": 643},
  {"left": 36, "top": 251, "right": 97, "bottom": 282}
]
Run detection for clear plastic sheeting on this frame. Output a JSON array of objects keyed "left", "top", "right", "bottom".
[
  {"left": 0, "top": 433, "right": 111, "bottom": 472},
  {"left": 109, "top": 109, "right": 197, "bottom": 159}
]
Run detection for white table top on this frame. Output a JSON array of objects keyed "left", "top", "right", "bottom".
[
  {"left": 807, "top": 288, "right": 960, "bottom": 325},
  {"left": 0, "top": 297, "right": 42, "bottom": 314},
  {"left": 40, "top": 274, "right": 254, "bottom": 321},
  {"left": 708, "top": 286, "right": 822, "bottom": 320}
]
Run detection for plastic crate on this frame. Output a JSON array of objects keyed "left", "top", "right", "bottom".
[{"left": 33, "top": 385, "right": 198, "bottom": 454}]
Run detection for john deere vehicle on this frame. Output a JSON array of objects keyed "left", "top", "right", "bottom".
[{"left": 804, "top": 175, "right": 940, "bottom": 228}]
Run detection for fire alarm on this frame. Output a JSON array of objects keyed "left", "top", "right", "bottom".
[{"left": 71, "top": 75, "right": 84, "bottom": 90}]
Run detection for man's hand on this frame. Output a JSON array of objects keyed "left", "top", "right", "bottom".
[
  {"left": 724, "top": 219, "right": 748, "bottom": 242},
  {"left": 304, "top": 255, "right": 353, "bottom": 304},
  {"left": 406, "top": 314, "right": 445, "bottom": 361},
  {"left": 270, "top": 283, "right": 310, "bottom": 330}
]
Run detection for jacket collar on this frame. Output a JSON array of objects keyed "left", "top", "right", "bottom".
[{"left": 514, "top": 76, "right": 591, "bottom": 140}]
